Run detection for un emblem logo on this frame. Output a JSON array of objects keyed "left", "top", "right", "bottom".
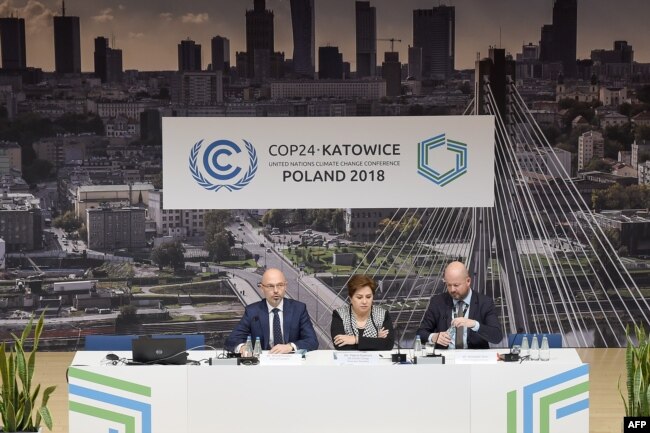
[
  {"left": 417, "top": 133, "right": 468, "bottom": 187},
  {"left": 189, "top": 139, "right": 258, "bottom": 191}
]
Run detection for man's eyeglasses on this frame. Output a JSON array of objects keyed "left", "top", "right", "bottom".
[{"left": 259, "top": 282, "right": 287, "bottom": 290}]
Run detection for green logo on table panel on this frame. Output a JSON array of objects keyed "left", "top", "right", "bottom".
[
  {"left": 507, "top": 365, "right": 589, "bottom": 433},
  {"left": 68, "top": 367, "right": 152, "bottom": 433}
]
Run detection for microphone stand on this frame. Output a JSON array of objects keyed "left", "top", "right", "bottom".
[{"left": 391, "top": 324, "right": 406, "bottom": 363}]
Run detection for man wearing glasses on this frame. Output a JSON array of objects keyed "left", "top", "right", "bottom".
[
  {"left": 225, "top": 268, "right": 319, "bottom": 354},
  {"left": 416, "top": 261, "right": 502, "bottom": 349}
]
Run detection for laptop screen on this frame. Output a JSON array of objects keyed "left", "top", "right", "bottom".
[{"left": 131, "top": 337, "right": 188, "bottom": 365}]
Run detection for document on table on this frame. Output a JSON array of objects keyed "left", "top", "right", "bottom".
[
  {"left": 259, "top": 354, "right": 303, "bottom": 365},
  {"left": 454, "top": 351, "right": 498, "bottom": 364},
  {"left": 333, "top": 352, "right": 381, "bottom": 365}
]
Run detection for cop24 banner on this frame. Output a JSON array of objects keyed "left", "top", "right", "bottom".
[{"left": 162, "top": 116, "right": 495, "bottom": 209}]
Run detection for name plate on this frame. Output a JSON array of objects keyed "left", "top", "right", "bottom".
[
  {"left": 259, "top": 354, "right": 303, "bottom": 366},
  {"left": 333, "top": 352, "right": 381, "bottom": 365},
  {"left": 454, "top": 351, "right": 498, "bottom": 364}
]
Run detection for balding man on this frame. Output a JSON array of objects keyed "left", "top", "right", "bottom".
[
  {"left": 225, "top": 268, "right": 318, "bottom": 354},
  {"left": 416, "top": 261, "right": 502, "bottom": 349}
]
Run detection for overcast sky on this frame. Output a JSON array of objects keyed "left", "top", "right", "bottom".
[{"left": 3, "top": 0, "right": 650, "bottom": 72}]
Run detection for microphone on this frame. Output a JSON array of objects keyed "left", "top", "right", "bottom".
[
  {"left": 391, "top": 322, "right": 406, "bottom": 363},
  {"left": 508, "top": 328, "right": 524, "bottom": 350},
  {"left": 252, "top": 315, "right": 262, "bottom": 349},
  {"left": 504, "top": 328, "right": 523, "bottom": 362}
]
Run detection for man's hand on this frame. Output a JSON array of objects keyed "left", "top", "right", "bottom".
[
  {"left": 451, "top": 317, "right": 477, "bottom": 328},
  {"left": 269, "top": 343, "right": 293, "bottom": 354},
  {"left": 333, "top": 334, "right": 357, "bottom": 347},
  {"left": 435, "top": 331, "right": 451, "bottom": 347}
]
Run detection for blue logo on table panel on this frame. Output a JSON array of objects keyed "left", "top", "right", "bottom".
[
  {"left": 189, "top": 139, "right": 258, "bottom": 192},
  {"left": 417, "top": 133, "right": 468, "bottom": 186}
]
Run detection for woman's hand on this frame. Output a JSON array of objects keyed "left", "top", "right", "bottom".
[
  {"left": 333, "top": 334, "right": 357, "bottom": 347},
  {"left": 378, "top": 327, "right": 389, "bottom": 338}
]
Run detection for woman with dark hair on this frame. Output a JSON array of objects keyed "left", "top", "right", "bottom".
[{"left": 330, "top": 274, "right": 394, "bottom": 350}]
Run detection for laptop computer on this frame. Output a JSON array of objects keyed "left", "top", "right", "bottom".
[{"left": 131, "top": 337, "right": 188, "bottom": 365}]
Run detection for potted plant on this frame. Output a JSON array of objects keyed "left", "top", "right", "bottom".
[
  {"left": 0, "top": 313, "right": 55, "bottom": 432},
  {"left": 619, "top": 324, "right": 650, "bottom": 418}
]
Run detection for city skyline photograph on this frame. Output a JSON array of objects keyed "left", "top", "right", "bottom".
[
  {"left": 1, "top": 0, "right": 649, "bottom": 72},
  {"left": 1, "top": 0, "right": 649, "bottom": 430}
]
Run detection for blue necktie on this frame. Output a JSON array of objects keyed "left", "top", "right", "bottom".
[{"left": 272, "top": 308, "right": 283, "bottom": 346}]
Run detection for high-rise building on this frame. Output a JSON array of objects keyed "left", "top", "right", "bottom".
[
  {"left": 578, "top": 130, "right": 604, "bottom": 170},
  {"left": 343, "top": 62, "right": 351, "bottom": 79},
  {"left": 413, "top": 5, "right": 455, "bottom": 80},
  {"left": 591, "top": 41, "right": 634, "bottom": 64},
  {"left": 178, "top": 39, "right": 202, "bottom": 72},
  {"left": 271, "top": 80, "right": 386, "bottom": 99},
  {"left": 106, "top": 47, "right": 123, "bottom": 83},
  {"left": 551, "top": 0, "right": 577, "bottom": 77},
  {"left": 0, "top": 141, "right": 21, "bottom": 174},
  {"left": 382, "top": 52, "right": 401, "bottom": 97},
  {"left": 87, "top": 207, "right": 146, "bottom": 251},
  {"left": 171, "top": 71, "right": 223, "bottom": 106},
  {"left": 614, "top": 41, "right": 634, "bottom": 63},
  {"left": 0, "top": 192, "right": 42, "bottom": 252},
  {"left": 235, "top": 51, "right": 248, "bottom": 78},
  {"left": 290, "top": 0, "right": 315, "bottom": 78},
  {"left": 515, "top": 43, "right": 542, "bottom": 79},
  {"left": 148, "top": 191, "right": 207, "bottom": 236},
  {"left": 355, "top": 1, "right": 376, "bottom": 78},
  {"left": 246, "top": 0, "right": 274, "bottom": 79},
  {"left": 94, "top": 37, "right": 107, "bottom": 81},
  {"left": 210, "top": 36, "right": 230, "bottom": 72},
  {"left": 539, "top": 24, "right": 554, "bottom": 62},
  {"left": 140, "top": 109, "right": 161, "bottom": 142},
  {"left": 0, "top": 17, "right": 26, "bottom": 70},
  {"left": 94, "top": 37, "right": 123, "bottom": 83},
  {"left": 318, "top": 46, "right": 343, "bottom": 79},
  {"left": 53, "top": 1, "right": 81, "bottom": 74},
  {"left": 407, "top": 46, "right": 422, "bottom": 80}
]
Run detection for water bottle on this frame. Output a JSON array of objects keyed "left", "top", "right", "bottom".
[
  {"left": 253, "top": 336, "right": 262, "bottom": 358},
  {"left": 413, "top": 335, "right": 422, "bottom": 358},
  {"left": 540, "top": 335, "right": 550, "bottom": 361},
  {"left": 447, "top": 326, "right": 456, "bottom": 347},
  {"left": 243, "top": 336, "right": 253, "bottom": 357},
  {"left": 529, "top": 334, "right": 540, "bottom": 361},
  {"left": 520, "top": 335, "right": 530, "bottom": 358}
]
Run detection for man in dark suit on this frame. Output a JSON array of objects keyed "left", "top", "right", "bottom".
[
  {"left": 225, "top": 268, "right": 318, "bottom": 353},
  {"left": 417, "top": 261, "right": 502, "bottom": 349}
]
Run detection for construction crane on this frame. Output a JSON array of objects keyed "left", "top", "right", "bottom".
[{"left": 377, "top": 38, "right": 402, "bottom": 52}]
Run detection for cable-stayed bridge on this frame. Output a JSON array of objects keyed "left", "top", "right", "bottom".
[{"left": 317, "top": 49, "right": 649, "bottom": 348}]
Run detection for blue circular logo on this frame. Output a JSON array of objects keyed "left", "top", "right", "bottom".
[{"left": 189, "top": 139, "right": 258, "bottom": 192}]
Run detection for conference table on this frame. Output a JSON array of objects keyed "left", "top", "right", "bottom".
[{"left": 67, "top": 348, "right": 589, "bottom": 433}]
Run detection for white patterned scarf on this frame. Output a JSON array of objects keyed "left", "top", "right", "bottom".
[{"left": 336, "top": 305, "right": 386, "bottom": 339}]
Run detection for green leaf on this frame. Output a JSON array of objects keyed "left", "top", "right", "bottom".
[
  {"left": 619, "top": 375, "right": 630, "bottom": 416},
  {"left": 39, "top": 406, "right": 53, "bottom": 430},
  {"left": 16, "top": 346, "right": 27, "bottom": 388},
  {"left": 41, "top": 386, "right": 56, "bottom": 408},
  {"left": 0, "top": 311, "right": 55, "bottom": 431},
  {"left": 626, "top": 332, "right": 635, "bottom": 415},
  {"left": 5, "top": 399, "right": 17, "bottom": 431}
]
